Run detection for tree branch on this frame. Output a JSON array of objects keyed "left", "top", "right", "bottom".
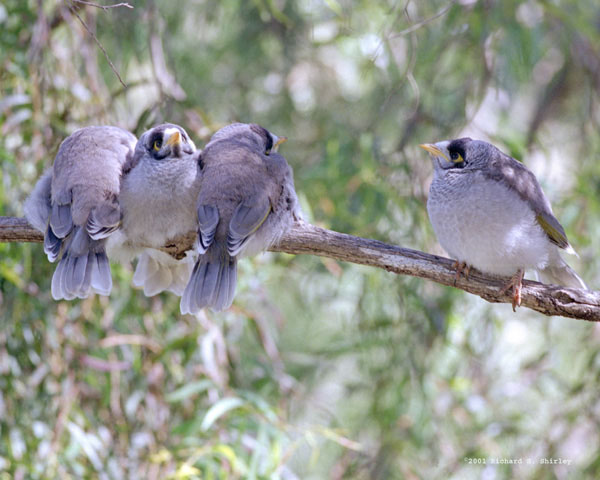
[{"left": 2, "top": 216, "right": 599, "bottom": 321}]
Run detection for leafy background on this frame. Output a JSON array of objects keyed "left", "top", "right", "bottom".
[{"left": 1, "top": 0, "right": 600, "bottom": 478}]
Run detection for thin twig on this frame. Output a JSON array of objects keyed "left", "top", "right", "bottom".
[
  {"left": 72, "top": 0, "right": 133, "bottom": 10},
  {"left": 2, "top": 216, "right": 600, "bottom": 321},
  {"left": 391, "top": 1, "right": 457, "bottom": 37},
  {"left": 68, "top": 1, "right": 128, "bottom": 88}
]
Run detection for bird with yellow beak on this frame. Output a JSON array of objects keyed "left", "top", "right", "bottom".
[
  {"left": 420, "top": 138, "right": 586, "bottom": 310},
  {"left": 25, "top": 123, "right": 202, "bottom": 300}
]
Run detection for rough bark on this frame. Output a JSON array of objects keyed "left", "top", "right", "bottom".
[{"left": 2, "top": 216, "right": 599, "bottom": 321}]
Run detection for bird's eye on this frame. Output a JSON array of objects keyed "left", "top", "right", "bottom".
[
  {"left": 450, "top": 151, "right": 463, "bottom": 163},
  {"left": 265, "top": 148, "right": 271, "bottom": 156},
  {"left": 153, "top": 139, "right": 162, "bottom": 151}
]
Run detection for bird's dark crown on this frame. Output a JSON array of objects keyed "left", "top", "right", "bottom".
[
  {"left": 447, "top": 137, "right": 472, "bottom": 161},
  {"left": 142, "top": 124, "right": 194, "bottom": 159},
  {"left": 250, "top": 124, "right": 273, "bottom": 153}
]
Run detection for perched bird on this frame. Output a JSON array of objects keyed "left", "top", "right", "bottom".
[
  {"left": 24, "top": 124, "right": 201, "bottom": 300},
  {"left": 180, "top": 123, "right": 301, "bottom": 314},
  {"left": 25, "top": 126, "right": 136, "bottom": 300},
  {"left": 420, "top": 138, "right": 586, "bottom": 310},
  {"left": 113, "top": 124, "right": 201, "bottom": 296}
]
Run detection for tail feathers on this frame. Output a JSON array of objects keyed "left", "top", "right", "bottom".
[
  {"left": 538, "top": 260, "right": 587, "bottom": 290},
  {"left": 44, "top": 225, "right": 63, "bottom": 262},
  {"left": 51, "top": 250, "right": 112, "bottom": 300},
  {"left": 180, "top": 251, "right": 237, "bottom": 314},
  {"left": 90, "top": 251, "right": 112, "bottom": 296},
  {"left": 50, "top": 228, "right": 112, "bottom": 300},
  {"left": 132, "top": 250, "right": 194, "bottom": 297},
  {"left": 45, "top": 212, "right": 85, "bottom": 263}
]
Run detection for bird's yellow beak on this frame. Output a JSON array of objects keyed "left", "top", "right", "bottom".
[
  {"left": 273, "top": 136, "right": 288, "bottom": 148},
  {"left": 165, "top": 130, "right": 182, "bottom": 147},
  {"left": 419, "top": 143, "right": 449, "bottom": 162}
]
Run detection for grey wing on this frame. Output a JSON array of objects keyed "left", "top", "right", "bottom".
[
  {"left": 488, "top": 151, "right": 571, "bottom": 250},
  {"left": 23, "top": 168, "right": 62, "bottom": 261},
  {"left": 196, "top": 204, "right": 219, "bottom": 254},
  {"left": 227, "top": 193, "right": 272, "bottom": 257}
]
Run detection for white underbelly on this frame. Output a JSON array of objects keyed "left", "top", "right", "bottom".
[{"left": 427, "top": 176, "right": 554, "bottom": 276}]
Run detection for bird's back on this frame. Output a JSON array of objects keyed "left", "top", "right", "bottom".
[{"left": 199, "top": 141, "right": 277, "bottom": 238}]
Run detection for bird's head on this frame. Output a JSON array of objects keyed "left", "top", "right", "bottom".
[
  {"left": 207, "top": 123, "right": 287, "bottom": 156},
  {"left": 420, "top": 137, "right": 498, "bottom": 172},
  {"left": 137, "top": 123, "right": 196, "bottom": 161}
]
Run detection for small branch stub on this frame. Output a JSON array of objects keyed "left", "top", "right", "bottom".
[{"left": 1, "top": 216, "right": 599, "bottom": 320}]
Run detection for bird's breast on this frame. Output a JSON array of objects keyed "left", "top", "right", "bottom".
[
  {"left": 119, "top": 160, "right": 200, "bottom": 246},
  {"left": 427, "top": 171, "right": 554, "bottom": 275}
]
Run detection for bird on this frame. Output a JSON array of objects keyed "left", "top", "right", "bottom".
[
  {"left": 419, "top": 137, "right": 587, "bottom": 310},
  {"left": 24, "top": 124, "right": 201, "bottom": 300},
  {"left": 180, "top": 123, "right": 301, "bottom": 314},
  {"left": 112, "top": 123, "right": 201, "bottom": 296}
]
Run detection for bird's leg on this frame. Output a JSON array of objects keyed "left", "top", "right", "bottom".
[
  {"left": 452, "top": 261, "right": 470, "bottom": 285},
  {"left": 500, "top": 269, "right": 524, "bottom": 312},
  {"left": 463, "top": 264, "right": 471, "bottom": 281}
]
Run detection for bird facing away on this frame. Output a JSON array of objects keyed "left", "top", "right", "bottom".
[
  {"left": 420, "top": 138, "right": 586, "bottom": 310},
  {"left": 180, "top": 123, "right": 301, "bottom": 314},
  {"left": 24, "top": 124, "right": 201, "bottom": 300}
]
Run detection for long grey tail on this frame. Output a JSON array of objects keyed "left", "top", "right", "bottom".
[
  {"left": 180, "top": 247, "right": 237, "bottom": 314},
  {"left": 538, "top": 259, "right": 587, "bottom": 290},
  {"left": 51, "top": 226, "right": 112, "bottom": 300}
]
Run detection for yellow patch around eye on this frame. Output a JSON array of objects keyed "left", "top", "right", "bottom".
[
  {"left": 453, "top": 153, "right": 464, "bottom": 163},
  {"left": 153, "top": 140, "right": 162, "bottom": 151}
]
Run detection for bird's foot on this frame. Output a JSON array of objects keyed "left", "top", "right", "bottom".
[
  {"left": 452, "top": 261, "right": 471, "bottom": 285},
  {"left": 500, "top": 269, "right": 524, "bottom": 312}
]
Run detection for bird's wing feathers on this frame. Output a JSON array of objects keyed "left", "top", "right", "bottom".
[
  {"left": 535, "top": 212, "right": 570, "bottom": 250},
  {"left": 197, "top": 204, "right": 219, "bottom": 254},
  {"left": 487, "top": 151, "right": 571, "bottom": 251},
  {"left": 227, "top": 193, "right": 272, "bottom": 257},
  {"left": 49, "top": 203, "right": 73, "bottom": 238},
  {"left": 87, "top": 195, "right": 121, "bottom": 240}
]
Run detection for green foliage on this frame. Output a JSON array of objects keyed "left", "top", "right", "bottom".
[{"left": 1, "top": 0, "right": 600, "bottom": 478}]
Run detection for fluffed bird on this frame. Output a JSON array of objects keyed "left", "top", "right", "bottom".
[
  {"left": 420, "top": 138, "right": 586, "bottom": 310},
  {"left": 180, "top": 123, "right": 301, "bottom": 314},
  {"left": 113, "top": 123, "right": 201, "bottom": 296},
  {"left": 24, "top": 126, "right": 136, "bottom": 300},
  {"left": 24, "top": 124, "right": 201, "bottom": 300}
]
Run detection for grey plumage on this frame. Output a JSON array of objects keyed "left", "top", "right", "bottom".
[
  {"left": 420, "top": 138, "right": 586, "bottom": 307},
  {"left": 25, "top": 123, "right": 201, "bottom": 300},
  {"left": 25, "top": 126, "right": 136, "bottom": 300},
  {"left": 180, "top": 123, "right": 301, "bottom": 314},
  {"left": 25, "top": 169, "right": 53, "bottom": 233},
  {"left": 110, "top": 123, "right": 201, "bottom": 296}
]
